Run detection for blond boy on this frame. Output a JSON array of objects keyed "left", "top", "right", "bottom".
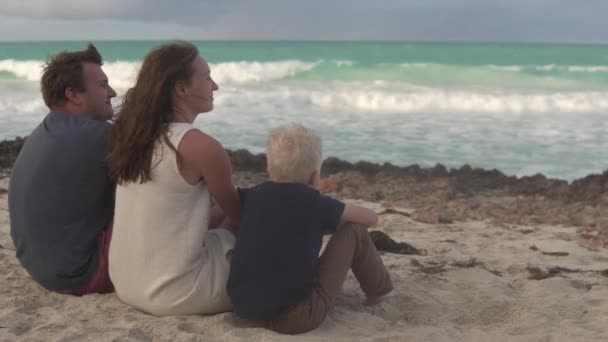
[{"left": 227, "top": 124, "right": 393, "bottom": 334}]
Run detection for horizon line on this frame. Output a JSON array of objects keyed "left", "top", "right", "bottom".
[{"left": 0, "top": 38, "right": 607, "bottom": 47}]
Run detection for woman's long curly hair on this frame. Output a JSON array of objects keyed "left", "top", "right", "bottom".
[{"left": 107, "top": 41, "right": 199, "bottom": 184}]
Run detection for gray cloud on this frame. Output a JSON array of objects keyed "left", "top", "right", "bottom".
[
  {"left": 0, "top": 0, "right": 242, "bottom": 22},
  {"left": 1, "top": 1, "right": 186, "bottom": 20},
  {"left": 0, "top": 0, "right": 607, "bottom": 43}
]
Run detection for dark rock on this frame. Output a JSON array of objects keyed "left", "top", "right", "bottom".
[
  {"left": 431, "top": 163, "right": 448, "bottom": 177},
  {"left": 438, "top": 213, "right": 453, "bottom": 224},
  {"left": 451, "top": 166, "right": 514, "bottom": 195},
  {"left": 372, "top": 190, "right": 384, "bottom": 201},
  {"left": 567, "top": 171, "right": 608, "bottom": 203},
  {"left": 410, "top": 258, "right": 446, "bottom": 274},
  {"left": 321, "top": 157, "right": 356, "bottom": 176},
  {"left": 379, "top": 208, "right": 410, "bottom": 217},
  {"left": 226, "top": 149, "right": 266, "bottom": 173},
  {"left": 451, "top": 258, "right": 480, "bottom": 268},
  {"left": 352, "top": 161, "right": 383, "bottom": 176},
  {"left": 370, "top": 230, "right": 425, "bottom": 255},
  {"left": 0, "top": 136, "right": 606, "bottom": 212},
  {"left": 0, "top": 137, "right": 26, "bottom": 169},
  {"left": 541, "top": 251, "right": 569, "bottom": 257}
]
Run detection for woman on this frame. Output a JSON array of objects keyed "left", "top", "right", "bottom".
[{"left": 107, "top": 41, "right": 240, "bottom": 316}]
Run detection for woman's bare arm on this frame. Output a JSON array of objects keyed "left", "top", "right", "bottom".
[{"left": 179, "top": 130, "right": 241, "bottom": 230}]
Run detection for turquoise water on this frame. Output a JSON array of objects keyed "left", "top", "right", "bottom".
[
  {"left": 0, "top": 41, "right": 607, "bottom": 180},
  {"left": 3, "top": 41, "right": 608, "bottom": 90}
]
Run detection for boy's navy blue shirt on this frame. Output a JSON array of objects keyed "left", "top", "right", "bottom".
[{"left": 227, "top": 181, "right": 345, "bottom": 320}]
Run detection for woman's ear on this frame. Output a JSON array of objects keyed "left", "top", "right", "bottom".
[{"left": 174, "top": 80, "right": 188, "bottom": 98}]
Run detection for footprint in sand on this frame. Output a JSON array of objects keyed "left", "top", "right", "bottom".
[
  {"left": 568, "top": 279, "right": 593, "bottom": 291},
  {"left": 7, "top": 322, "right": 31, "bottom": 337},
  {"left": 13, "top": 294, "right": 63, "bottom": 315},
  {"left": 364, "top": 297, "right": 405, "bottom": 323},
  {"left": 128, "top": 327, "right": 153, "bottom": 342},
  {"left": 177, "top": 321, "right": 209, "bottom": 335}
]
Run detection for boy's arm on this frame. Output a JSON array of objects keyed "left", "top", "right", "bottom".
[{"left": 340, "top": 203, "right": 378, "bottom": 227}]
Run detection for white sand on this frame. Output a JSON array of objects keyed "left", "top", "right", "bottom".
[{"left": 1, "top": 181, "right": 607, "bottom": 341}]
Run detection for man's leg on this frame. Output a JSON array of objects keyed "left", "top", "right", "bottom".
[{"left": 73, "top": 220, "right": 114, "bottom": 295}]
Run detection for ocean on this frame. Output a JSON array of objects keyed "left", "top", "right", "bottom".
[{"left": 0, "top": 41, "right": 607, "bottom": 180}]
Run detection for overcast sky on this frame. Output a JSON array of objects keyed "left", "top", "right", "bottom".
[{"left": 0, "top": 0, "right": 606, "bottom": 43}]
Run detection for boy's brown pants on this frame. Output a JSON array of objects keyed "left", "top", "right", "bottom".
[{"left": 264, "top": 223, "right": 393, "bottom": 334}]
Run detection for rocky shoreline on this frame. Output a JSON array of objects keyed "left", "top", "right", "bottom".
[{"left": 2, "top": 137, "right": 606, "bottom": 249}]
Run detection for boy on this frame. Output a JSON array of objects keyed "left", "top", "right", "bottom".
[{"left": 227, "top": 124, "right": 393, "bottom": 334}]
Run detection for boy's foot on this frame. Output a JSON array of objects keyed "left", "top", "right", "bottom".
[{"left": 363, "top": 281, "right": 393, "bottom": 306}]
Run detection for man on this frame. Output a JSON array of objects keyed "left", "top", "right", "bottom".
[{"left": 9, "top": 44, "right": 117, "bottom": 295}]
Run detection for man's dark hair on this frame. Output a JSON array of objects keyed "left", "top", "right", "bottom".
[{"left": 40, "top": 43, "right": 103, "bottom": 108}]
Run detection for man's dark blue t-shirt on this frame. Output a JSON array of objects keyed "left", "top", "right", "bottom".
[
  {"left": 9, "top": 112, "right": 114, "bottom": 292},
  {"left": 227, "top": 181, "right": 345, "bottom": 320}
]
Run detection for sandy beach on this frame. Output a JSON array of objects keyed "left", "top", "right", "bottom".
[{"left": 1, "top": 146, "right": 607, "bottom": 341}]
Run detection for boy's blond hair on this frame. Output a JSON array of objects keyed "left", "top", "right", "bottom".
[{"left": 266, "top": 124, "right": 322, "bottom": 183}]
